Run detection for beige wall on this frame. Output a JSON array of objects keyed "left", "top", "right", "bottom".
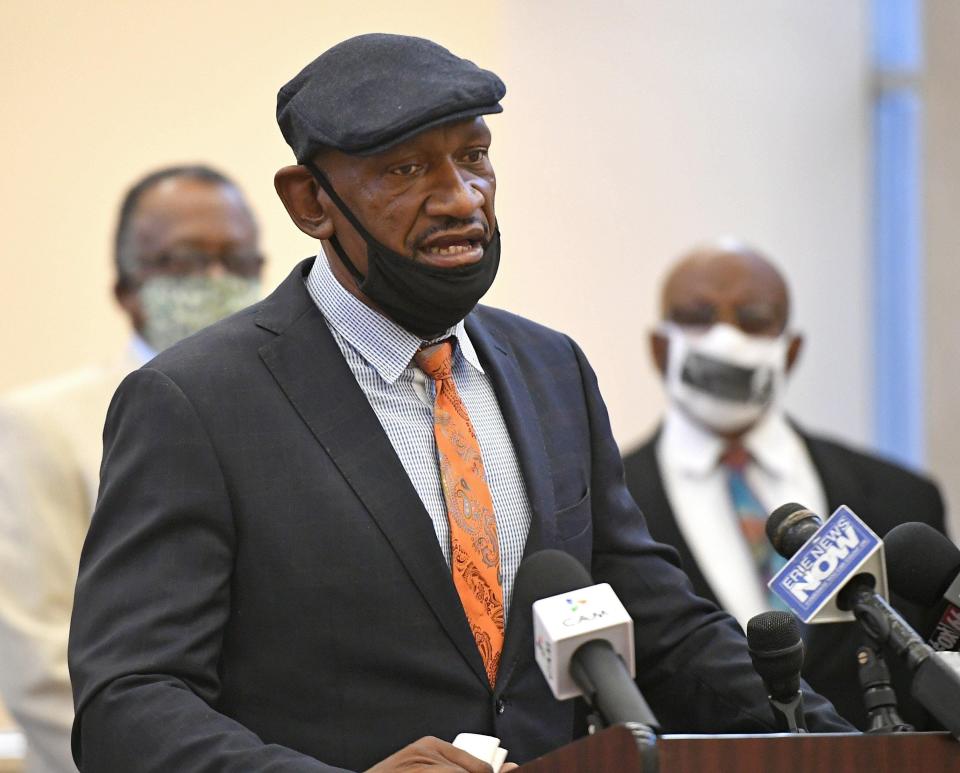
[
  {"left": 0, "top": 0, "right": 503, "bottom": 387},
  {"left": 1, "top": 1, "right": 873, "bottom": 454},
  {"left": 494, "top": 1, "right": 871, "bottom": 452},
  {"left": 924, "top": 0, "right": 960, "bottom": 539}
]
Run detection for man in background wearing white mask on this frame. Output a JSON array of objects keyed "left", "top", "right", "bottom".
[
  {"left": 0, "top": 165, "right": 263, "bottom": 772},
  {"left": 621, "top": 239, "right": 945, "bottom": 731}
]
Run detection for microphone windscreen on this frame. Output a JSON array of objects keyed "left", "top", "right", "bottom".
[
  {"left": 513, "top": 550, "right": 594, "bottom": 619},
  {"left": 746, "top": 611, "right": 804, "bottom": 696},
  {"left": 766, "top": 502, "right": 822, "bottom": 558},
  {"left": 747, "top": 610, "right": 802, "bottom": 652},
  {"left": 885, "top": 522, "right": 960, "bottom": 607}
]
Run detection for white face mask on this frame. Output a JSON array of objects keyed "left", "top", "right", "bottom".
[
  {"left": 660, "top": 322, "right": 789, "bottom": 434},
  {"left": 139, "top": 274, "right": 262, "bottom": 353}
]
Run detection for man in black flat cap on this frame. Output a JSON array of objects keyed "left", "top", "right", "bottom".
[{"left": 69, "top": 34, "right": 852, "bottom": 773}]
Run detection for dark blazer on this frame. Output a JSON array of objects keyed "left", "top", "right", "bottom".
[
  {"left": 69, "top": 260, "right": 850, "bottom": 772},
  {"left": 622, "top": 427, "right": 946, "bottom": 730}
]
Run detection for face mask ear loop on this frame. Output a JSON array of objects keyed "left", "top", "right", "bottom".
[{"left": 303, "top": 160, "right": 378, "bottom": 286}]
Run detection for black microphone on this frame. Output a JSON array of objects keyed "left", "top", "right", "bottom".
[
  {"left": 765, "top": 503, "right": 960, "bottom": 737},
  {"left": 746, "top": 611, "right": 808, "bottom": 733},
  {"left": 512, "top": 550, "right": 660, "bottom": 738},
  {"left": 765, "top": 502, "right": 822, "bottom": 558},
  {"left": 884, "top": 522, "right": 960, "bottom": 652}
]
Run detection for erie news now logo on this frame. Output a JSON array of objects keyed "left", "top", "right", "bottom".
[{"left": 768, "top": 506, "right": 879, "bottom": 621}]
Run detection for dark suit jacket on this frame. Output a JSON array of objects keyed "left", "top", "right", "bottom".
[
  {"left": 622, "top": 427, "right": 945, "bottom": 730},
  {"left": 69, "top": 260, "right": 850, "bottom": 772}
]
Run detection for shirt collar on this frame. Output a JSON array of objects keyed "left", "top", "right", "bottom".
[
  {"left": 128, "top": 334, "right": 156, "bottom": 366},
  {"left": 305, "top": 247, "right": 484, "bottom": 383},
  {"left": 660, "top": 402, "right": 798, "bottom": 478},
  {"left": 660, "top": 404, "right": 725, "bottom": 477},
  {"left": 741, "top": 408, "right": 801, "bottom": 478}
]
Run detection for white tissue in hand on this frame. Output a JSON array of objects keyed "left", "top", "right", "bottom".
[{"left": 452, "top": 733, "right": 508, "bottom": 772}]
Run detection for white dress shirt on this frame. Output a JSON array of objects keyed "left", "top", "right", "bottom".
[{"left": 656, "top": 404, "right": 827, "bottom": 628}]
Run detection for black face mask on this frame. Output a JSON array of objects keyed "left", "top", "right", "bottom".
[{"left": 305, "top": 161, "right": 500, "bottom": 339}]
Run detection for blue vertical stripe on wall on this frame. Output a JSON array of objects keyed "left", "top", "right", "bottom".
[
  {"left": 873, "top": 0, "right": 920, "bottom": 69},
  {"left": 871, "top": 0, "right": 923, "bottom": 467}
]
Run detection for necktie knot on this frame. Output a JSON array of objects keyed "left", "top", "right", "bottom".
[
  {"left": 720, "top": 443, "right": 751, "bottom": 472},
  {"left": 414, "top": 340, "right": 455, "bottom": 382}
]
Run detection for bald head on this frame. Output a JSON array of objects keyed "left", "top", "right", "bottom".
[
  {"left": 660, "top": 240, "right": 790, "bottom": 336},
  {"left": 650, "top": 240, "right": 804, "bottom": 407}
]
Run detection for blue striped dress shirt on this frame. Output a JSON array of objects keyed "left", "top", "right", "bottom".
[{"left": 305, "top": 251, "right": 533, "bottom": 619}]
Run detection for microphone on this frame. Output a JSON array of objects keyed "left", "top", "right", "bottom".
[
  {"left": 765, "top": 503, "right": 890, "bottom": 624},
  {"left": 884, "top": 522, "right": 960, "bottom": 652},
  {"left": 766, "top": 502, "right": 823, "bottom": 558},
  {"left": 765, "top": 502, "right": 890, "bottom": 623},
  {"left": 765, "top": 503, "right": 960, "bottom": 737},
  {"left": 512, "top": 550, "right": 659, "bottom": 735},
  {"left": 746, "top": 611, "right": 808, "bottom": 733}
]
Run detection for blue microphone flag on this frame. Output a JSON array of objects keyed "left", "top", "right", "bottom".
[{"left": 768, "top": 505, "right": 888, "bottom": 623}]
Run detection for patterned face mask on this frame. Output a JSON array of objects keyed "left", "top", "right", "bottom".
[{"left": 139, "top": 274, "right": 262, "bottom": 353}]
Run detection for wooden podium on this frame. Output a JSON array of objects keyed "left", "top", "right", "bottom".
[{"left": 517, "top": 725, "right": 960, "bottom": 772}]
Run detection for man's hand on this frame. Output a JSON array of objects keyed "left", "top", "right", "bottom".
[{"left": 365, "top": 736, "right": 519, "bottom": 772}]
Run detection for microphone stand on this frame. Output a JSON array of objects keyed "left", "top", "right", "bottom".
[
  {"left": 839, "top": 575, "right": 960, "bottom": 737},
  {"left": 856, "top": 643, "right": 913, "bottom": 733}
]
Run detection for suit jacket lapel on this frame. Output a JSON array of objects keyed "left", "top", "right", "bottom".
[
  {"left": 466, "top": 312, "right": 559, "bottom": 693},
  {"left": 254, "top": 261, "right": 489, "bottom": 689},
  {"left": 798, "top": 426, "right": 866, "bottom": 514},
  {"left": 626, "top": 431, "right": 720, "bottom": 604}
]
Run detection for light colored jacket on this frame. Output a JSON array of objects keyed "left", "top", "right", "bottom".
[{"left": 0, "top": 348, "right": 143, "bottom": 773}]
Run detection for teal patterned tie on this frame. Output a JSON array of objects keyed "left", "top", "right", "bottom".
[{"left": 720, "top": 444, "right": 787, "bottom": 611}]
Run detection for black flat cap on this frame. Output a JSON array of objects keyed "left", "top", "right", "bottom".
[{"left": 277, "top": 33, "right": 506, "bottom": 161}]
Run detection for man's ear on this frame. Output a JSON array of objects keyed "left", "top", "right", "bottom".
[
  {"left": 650, "top": 329, "right": 669, "bottom": 377},
  {"left": 274, "top": 165, "right": 335, "bottom": 240},
  {"left": 786, "top": 332, "right": 804, "bottom": 374}
]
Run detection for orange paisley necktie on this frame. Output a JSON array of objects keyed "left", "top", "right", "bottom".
[{"left": 415, "top": 339, "right": 504, "bottom": 686}]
